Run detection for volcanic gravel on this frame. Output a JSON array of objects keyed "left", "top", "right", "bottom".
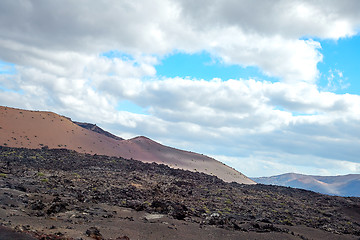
[{"left": 0, "top": 146, "right": 359, "bottom": 239}]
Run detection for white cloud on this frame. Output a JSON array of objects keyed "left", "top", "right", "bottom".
[
  {"left": 3, "top": 67, "right": 360, "bottom": 175},
  {"left": 1, "top": 0, "right": 360, "bottom": 82},
  {"left": 1, "top": 0, "right": 360, "bottom": 176},
  {"left": 214, "top": 152, "right": 360, "bottom": 177},
  {"left": 178, "top": 0, "right": 360, "bottom": 39}
]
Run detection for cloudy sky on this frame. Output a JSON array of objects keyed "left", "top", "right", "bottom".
[{"left": 1, "top": 0, "right": 360, "bottom": 177}]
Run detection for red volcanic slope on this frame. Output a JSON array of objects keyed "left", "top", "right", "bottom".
[{"left": 0, "top": 106, "right": 255, "bottom": 184}]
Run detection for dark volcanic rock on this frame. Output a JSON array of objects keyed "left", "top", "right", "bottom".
[
  {"left": 74, "top": 121, "right": 123, "bottom": 140},
  {"left": 0, "top": 226, "right": 37, "bottom": 240},
  {"left": 151, "top": 200, "right": 169, "bottom": 214},
  {"left": 86, "top": 226, "right": 103, "bottom": 239},
  {"left": 30, "top": 200, "right": 45, "bottom": 210},
  {"left": 116, "top": 236, "right": 130, "bottom": 240},
  {"left": 0, "top": 146, "right": 360, "bottom": 239},
  {"left": 170, "top": 203, "right": 188, "bottom": 220},
  {"left": 46, "top": 202, "right": 68, "bottom": 215}
]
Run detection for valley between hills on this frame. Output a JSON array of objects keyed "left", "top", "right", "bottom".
[{"left": 0, "top": 106, "right": 359, "bottom": 240}]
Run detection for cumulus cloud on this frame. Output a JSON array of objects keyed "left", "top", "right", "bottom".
[
  {"left": 178, "top": 0, "right": 360, "bottom": 38},
  {"left": 1, "top": 0, "right": 360, "bottom": 176},
  {"left": 1, "top": 0, "right": 359, "bottom": 82}
]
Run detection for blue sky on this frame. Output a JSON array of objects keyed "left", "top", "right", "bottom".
[
  {"left": 317, "top": 35, "right": 360, "bottom": 94},
  {"left": 154, "top": 37, "right": 360, "bottom": 95},
  {"left": 1, "top": 0, "right": 360, "bottom": 177},
  {"left": 117, "top": 37, "right": 360, "bottom": 118},
  {"left": 155, "top": 51, "right": 278, "bottom": 82},
  {"left": 0, "top": 61, "right": 15, "bottom": 75}
]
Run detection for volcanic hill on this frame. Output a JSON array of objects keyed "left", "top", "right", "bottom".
[{"left": 0, "top": 106, "right": 254, "bottom": 184}]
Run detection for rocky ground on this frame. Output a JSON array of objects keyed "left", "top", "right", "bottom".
[{"left": 0, "top": 146, "right": 359, "bottom": 240}]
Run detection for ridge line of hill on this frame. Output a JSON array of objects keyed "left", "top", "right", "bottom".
[{"left": 0, "top": 105, "right": 255, "bottom": 184}]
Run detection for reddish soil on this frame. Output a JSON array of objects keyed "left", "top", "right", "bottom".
[{"left": 0, "top": 106, "right": 254, "bottom": 184}]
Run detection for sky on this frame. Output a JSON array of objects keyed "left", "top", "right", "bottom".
[{"left": 1, "top": 0, "right": 360, "bottom": 177}]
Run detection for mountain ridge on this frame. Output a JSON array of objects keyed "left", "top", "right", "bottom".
[
  {"left": 0, "top": 105, "right": 254, "bottom": 184},
  {"left": 253, "top": 172, "right": 360, "bottom": 197}
]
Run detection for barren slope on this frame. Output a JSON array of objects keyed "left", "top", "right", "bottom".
[
  {"left": 0, "top": 106, "right": 127, "bottom": 156},
  {"left": 124, "top": 136, "right": 253, "bottom": 184},
  {"left": 0, "top": 106, "right": 255, "bottom": 184}
]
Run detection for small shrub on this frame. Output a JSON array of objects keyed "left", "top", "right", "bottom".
[{"left": 0, "top": 173, "right": 7, "bottom": 178}]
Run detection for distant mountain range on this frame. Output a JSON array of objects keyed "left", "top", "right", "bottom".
[
  {"left": 0, "top": 106, "right": 255, "bottom": 184},
  {"left": 253, "top": 173, "right": 360, "bottom": 197}
]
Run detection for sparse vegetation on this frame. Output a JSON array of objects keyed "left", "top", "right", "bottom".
[{"left": 40, "top": 178, "right": 49, "bottom": 183}]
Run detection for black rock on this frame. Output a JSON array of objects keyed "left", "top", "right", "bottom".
[
  {"left": 85, "top": 226, "right": 103, "bottom": 239},
  {"left": 46, "top": 202, "right": 68, "bottom": 215}
]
